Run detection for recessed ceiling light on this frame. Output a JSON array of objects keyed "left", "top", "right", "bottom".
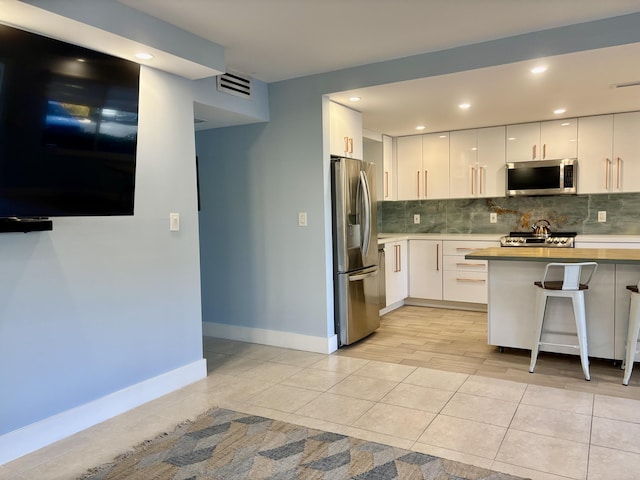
[
  {"left": 349, "top": 96, "right": 361, "bottom": 102},
  {"left": 135, "top": 52, "right": 154, "bottom": 60},
  {"left": 554, "top": 108, "right": 567, "bottom": 115},
  {"left": 416, "top": 125, "right": 426, "bottom": 130},
  {"left": 458, "top": 103, "right": 471, "bottom": 110},
  {"left": 531, "top": 66, "right": 548, "bottom": 74}
]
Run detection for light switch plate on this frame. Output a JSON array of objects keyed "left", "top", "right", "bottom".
[
  {"left": 598, "top": 211, "right": 606, "bottom": 223},
  {"left": 413, "top": 214, "right": 420, "bottom": 224},
  {"left": 490, "top": 213, "right": 497, "bottom": 223},
  {"left": 298, "top": 212, "right": 308, "bottom": 227},
  {"left": 170, "top": 213, "right": 180, "bottom": 231}
]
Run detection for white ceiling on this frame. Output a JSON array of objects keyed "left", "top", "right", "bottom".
[
  {"left": 116, "top": 0, "right": 640, "bottom": 136},
  {"left": 17, "top": 0, "right": 640, "bottom": 136}
]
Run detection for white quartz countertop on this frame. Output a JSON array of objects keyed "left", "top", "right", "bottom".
[
  {"left": 377, "top": 233, "right": 502, "bottom": 244},
  {"left": 377, "top": 233, "right": 640, "bottom": 245}
]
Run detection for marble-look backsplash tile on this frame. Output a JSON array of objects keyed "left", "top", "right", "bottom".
[{"left": 379, "top": 193, "right": 640, "bottom": 235}]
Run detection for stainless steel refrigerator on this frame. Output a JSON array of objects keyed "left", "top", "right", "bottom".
[{"left": 331, "top": 156, "right": 380, "bottom": 346}]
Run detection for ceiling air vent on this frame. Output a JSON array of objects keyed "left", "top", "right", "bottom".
[{"left": 217, "top": 72, "right": 252, "bottom": 98}]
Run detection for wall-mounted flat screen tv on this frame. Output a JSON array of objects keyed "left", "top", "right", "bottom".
[{"left": 0, "top": 23, "right": 140, "bottom": 218}]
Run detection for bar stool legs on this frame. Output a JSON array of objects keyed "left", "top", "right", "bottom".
[
  {"left": 623, "top": 285, "right": 640, "bottom": 386},
  {"left": 572, "top": 293, "right": 590, "bottom": 381}
]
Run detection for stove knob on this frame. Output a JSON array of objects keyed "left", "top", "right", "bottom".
[
  {"left": 554, "top": 238, "right": 560, "bottom": 244},
  {"left": 560, "top": 239, "right": 567, "bottom": 244}
]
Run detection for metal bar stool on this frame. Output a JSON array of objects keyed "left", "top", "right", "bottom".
[
  {"left": 622, "top": 282, "right": 640, "bottom": 386},
  {"left": 529, "top": 262, "right": 598, "bottom": 381}
]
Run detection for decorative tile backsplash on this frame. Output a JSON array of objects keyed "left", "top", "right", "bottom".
[{"left": 379, "top": 193, "right": 640, "bottom": 235}]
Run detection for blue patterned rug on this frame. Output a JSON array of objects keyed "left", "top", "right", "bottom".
[{"left": 79, "top": 407, "right": 526, "bottom": 479}]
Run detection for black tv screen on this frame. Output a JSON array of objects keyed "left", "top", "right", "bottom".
[{"left": 0, "top": 23, "right": 140, "bottom": 218}]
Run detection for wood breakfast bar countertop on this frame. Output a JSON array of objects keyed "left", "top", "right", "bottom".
[
  {"left": 466, "top": 246, "right": 640, "bottom": 264},
  {"left": 464, "top": 246, "right": 640, "bottom": 361}
]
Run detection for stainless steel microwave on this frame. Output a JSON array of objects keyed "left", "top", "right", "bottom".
[{"left": 506, "top": 158, "right": 577, "bottom": 196}]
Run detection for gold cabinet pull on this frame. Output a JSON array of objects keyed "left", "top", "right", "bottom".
[
  {"left": 384, "top": 171, "right": 389, "bottom": 198},
  {"left": 471, "top": 166, "right": 476, "bottom": 195},
  {"left": 605, "top": 158, "right": 611, "bottom": 190},
  {"left": 617, "top": 157, "right": 622, "bottom": 189},
  {"left": 456, "top": 278, "right": 486, "bottom": 283},
  {"left": 455, "top": 262, "right": 485, "bottom": 267}
]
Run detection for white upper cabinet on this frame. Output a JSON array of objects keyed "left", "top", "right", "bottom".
[
  {"left": 577, "top": 115, "right": 614, "bottom": 194},
  {"left": 506, "top": 119, "right": 577, "bottom": 162},
  {"left": 422, "top": 132, "right": 450, "bottom": 199},
  {"left": 396, "top": 133, "right": 449, "bottom": 200},
  {"left": 329, "top": 101, "right": 363, "bottom": 160},
  {"left": 382, "top": 134, "right": 395, "bottom": 200},
  {"left": 578, "top": 112, "right": 640, "bottom": 193},
  {"left": 449, "top": 126, "right": 505, "bottom": 198},
  {"left": 396, "top": 135, "right": 423, "bottom": 200},
  {"left": 613, "top": 111, "right": 640, "bottom": 192}
]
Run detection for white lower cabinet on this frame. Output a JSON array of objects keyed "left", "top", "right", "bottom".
[
  {"left": 442, "top": 240, "right": 497, "bottom": 304},
  {"left": 576, "top": 240, "right": 640, "bottom": 360},
  {"left": 487, "top": 260, "right": 615, "bottom": 358},
  {"left": 408, "top": 240, "right": 442, "bottom": 300},
  {"left": 384, "top": 240, "right": 408, "bottom": 307},
  {"left": 407, "top": 239, "right": 496, "bottom": 304}
]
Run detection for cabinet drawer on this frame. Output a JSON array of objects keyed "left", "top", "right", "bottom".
[
  {"left": 442, "top": 240, "right": 498, "bottom": 256},
  {"left": 443, "top": 256, "right": 487, "bottom": 272},
  {"left": 443, "top": 271, "right": 488, "bottom": 304}
]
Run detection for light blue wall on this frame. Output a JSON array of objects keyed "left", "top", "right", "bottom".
[
  {"left": 196, "top": 13, "right": 640, "bottom": 344},
  {"left": 0, "top": 67, "right": 203, "bottom": 436}
]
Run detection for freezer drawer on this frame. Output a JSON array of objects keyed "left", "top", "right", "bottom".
[{"left": 336, "top": 267, "right": 381, "bottom": 346}]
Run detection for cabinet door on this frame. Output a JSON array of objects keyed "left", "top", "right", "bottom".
[
  {"left": 540, "top": 118, "right": 577, "bottom": 160},
  {"left": 408, "top": 240, "right": 442, "bottom": 300},
  {"left": 449, "top": 129, "right": 476, "bottom": 198},
  {"left": 382, "top": 134, "right": 395, "bottom": 200},
  {"left": 329, "top": 101, "right": 362, "bottom": 159},
  {"left": 385, "top": 241, "right": 407, "bottom": 306},
  {"left": 577, "top": 115, "right": 614, "bottom": 194},
  {"left": 396, "top": 136, "right": 422, "bottom": 200},
  {"left": 423, "top": 133, "right": 449, "bottom": 199},
  {"left": 477, "top": 126, "right": 506, "bottom": 197},
  {"left": 613, "top": 111, "right": 640, "bottom": 193},
  {"left": 506, "top": 123, "right": 540, "bottom": 161}
]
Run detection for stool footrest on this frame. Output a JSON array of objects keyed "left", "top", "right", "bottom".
[{"left": 538, "top": 342, "right": 580, "bottom": 350}]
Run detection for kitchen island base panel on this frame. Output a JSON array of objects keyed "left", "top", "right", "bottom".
[{"left": 488, "top": 261, "right": 615, "bottom": 359}]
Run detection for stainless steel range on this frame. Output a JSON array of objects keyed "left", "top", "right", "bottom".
[{"left": 500, "top": 232, "right": 577, "bottom": 248}]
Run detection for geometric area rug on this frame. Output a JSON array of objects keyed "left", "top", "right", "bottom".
[{"left": 78, "top": 407, "right": 527, "bottom": 480}]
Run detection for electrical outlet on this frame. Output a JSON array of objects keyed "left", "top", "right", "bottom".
[
  {"left": 598, "top": 211, "right": 607, "bottom": 223},
  {"left": 413, "top": 214, "right": 420, "bottom": 224},
  {"left": 490, "top": 212, "right": 497, "bottom": 224}
]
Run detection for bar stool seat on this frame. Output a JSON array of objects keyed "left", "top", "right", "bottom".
[
  {"left": 529, "top": 262, "right": 598, "bottom": 381},
  {"left": 622, "top": 283, "right": 640, "bottom": 386}
]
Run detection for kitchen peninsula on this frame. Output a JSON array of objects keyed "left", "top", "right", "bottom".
[{"left": 467, "top": 247, "right": 640, "bottom": 361}]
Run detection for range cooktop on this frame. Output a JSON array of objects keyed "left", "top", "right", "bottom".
[{"left": 500, "top": 232, "right": 577, "bottom": 248}]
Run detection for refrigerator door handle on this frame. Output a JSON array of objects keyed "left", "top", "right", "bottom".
[
  {"left": 348, "top": 266, "right": 378, "bottom": 282},
  {"left": 359, "top": 170, "right": 372, "bottom": 260}
]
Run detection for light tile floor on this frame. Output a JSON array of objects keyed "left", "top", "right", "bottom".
[{"left": 3, "top": 337, "right": 640, "bottom": 480}]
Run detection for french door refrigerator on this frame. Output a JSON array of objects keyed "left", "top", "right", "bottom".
[{"left": 331, "top": 156, "right": 380, "bottom": 346}]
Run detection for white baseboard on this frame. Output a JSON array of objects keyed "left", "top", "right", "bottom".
[
  {"left": 202, "top": 322, "right": 338, "bottom": 354},
  {"left": 0, "top": 359, "right": 207, "bottom": 465}
]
